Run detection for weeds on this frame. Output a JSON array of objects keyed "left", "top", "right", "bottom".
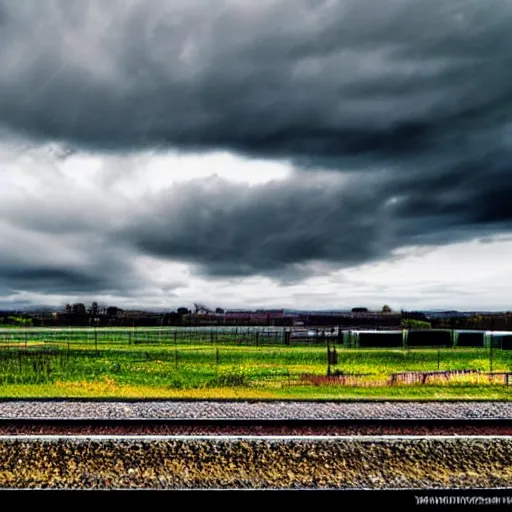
[
  {"left": 0, "top": 339, "right": 511, "bottom": 398},
  {"left": 208, "top": 369, "right": 251, "bottom": 387}
]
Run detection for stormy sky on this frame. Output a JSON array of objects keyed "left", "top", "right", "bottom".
[{"left": 1, "top": 0, "right": 512, "bottom": 312}]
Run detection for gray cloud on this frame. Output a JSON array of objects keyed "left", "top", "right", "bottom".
[
  {"left": 115, "top": 169, "right": 512, "bottom": 281},
  {"left": 0, "top": 0, "right": 509, "bottom": 159},
  {"left": 1, "top": 0, "right": 512, "bottom": 304},
  {"left": 0, "top": 223, "right": 147, "bottom": 296},
  {"left": 124, "top": 173, "right": 395, "bottom": 278}
]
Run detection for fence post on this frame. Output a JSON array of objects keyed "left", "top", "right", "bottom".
[
  {"left": 326, "top": 337, "right": 331, "bottom": 376},
  {"left": 337, "top": 327, "right": 343, "bottom": 348},
  {"left": 490, "top": 337, "right": 494, "bottom": 373},
  {"left": 175, "top": 346, "right": 178, "bottom": 370}
]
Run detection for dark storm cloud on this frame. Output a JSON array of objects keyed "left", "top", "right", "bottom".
[
  {"left": 1, "top": 0, "right": 512, "bottom": 288},
  {"left": 115, "top": 169, "right": 512, "bottom": 281},
  {"left": 0, "top": 236, "right": 146, "bottom": 296},
  {"left": 117, "top": 173, "right": 426, "bottom": 279},
  {"left": 0, "top": 0, "right": 510, "bottom": 159},
  {"left": 0, "top": 267, "right": 114, "bottom": 294},
  {"left": 0, "top": 191, "right": 154, "bottom": 297}
]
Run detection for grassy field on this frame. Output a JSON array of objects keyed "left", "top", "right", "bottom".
[{"left": 0, "top": 337, "right": 512, "bottom": 399}]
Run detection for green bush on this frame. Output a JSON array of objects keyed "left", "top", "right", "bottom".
[
  {"left": 402, "top": 319, "right": 432, "bottom": 329},
  {"left": 208, "top": 369, "right": 250, "bottom": 387}
]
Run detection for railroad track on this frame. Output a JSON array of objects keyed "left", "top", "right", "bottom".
[
  {"left": 3, "top": 416, "right": 512, "bottom": 489},
  {"left": 3, "top": 417, "right": 512, "bottom": 435}
]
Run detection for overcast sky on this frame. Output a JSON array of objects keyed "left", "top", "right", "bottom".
[{"left": 1, "top": 0, "right": 512, "bottom": 312}]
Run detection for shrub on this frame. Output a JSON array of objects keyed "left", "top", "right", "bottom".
[{"left": 208, "top": 369, "right": 250, "bottom": 387}]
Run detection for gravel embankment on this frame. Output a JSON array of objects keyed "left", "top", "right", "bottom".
[
  {"left": 1, "top": 401, "right": 512, "bottom": 420},
  {"left": 1, "top": 436, "right": 512, "bottom": 488}
]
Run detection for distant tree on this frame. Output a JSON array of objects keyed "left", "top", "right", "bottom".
[
  {"left": 351, "top": 307, "right": 368, "bottom": 313},
  {"left": 177, "top": 307, "right": 189, "bottom": 315},
  {"left": 167, "top": 312, "right": 181, "bottom": 325},
  {"left": 6, "top": 316, "right": 32, "bottom": 327},
  {"left": 382, "top": 305, "right": 392, "bottom": 313},
  {"left": 402, "top": 310, "right": 429, "bottom": 322},
  {"left": 65, "top": 304, "right": 72, "bottom": 314},
  {"left": 215, "top": 307, "right": 225, "bottom": 314},
  {"left": 107, "top": 306, "right": 120, "bottom": 316},
  {"left": 401, "top": 318, "right": 432, "bottom": 329},
  {"left": 194, "top": 303, "right": 212, "bottom": 314},
  {"left": 89, "top": 301, "right": 99, "bottom": 317},
  {"left": 72, "top": 303, "right": 86, "bottom": 315}
]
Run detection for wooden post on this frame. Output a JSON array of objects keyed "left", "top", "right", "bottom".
[
  {"left": 327, "top": 337, "right": 331, "bottom": 376},
  {"left": 337, "top": 326, "right": 343, "bottom": 348},
  {"left": 490, "top": 337, "right": 494, "bottom": 373}
]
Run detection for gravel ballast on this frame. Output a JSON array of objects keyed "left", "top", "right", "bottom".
[
  {"left": 3, "top": 421, "right": 512, "bottom": 436},
  {"left": 1, "top": 436, "right": 512, "bottom": 489},
  {"left": 2, "top": 400, "right": 512, "bottom": 420}
]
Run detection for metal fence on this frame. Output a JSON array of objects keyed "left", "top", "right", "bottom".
[{"left": 0, "top": 327, "right": 511, "bottom": 350}]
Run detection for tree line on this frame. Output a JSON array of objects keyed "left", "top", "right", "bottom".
[{"left": 2, "top": 304, "right": 512, "bottom": 330}]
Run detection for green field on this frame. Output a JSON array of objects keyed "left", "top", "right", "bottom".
[{"left": 0, "top": 333, "right": 512, "bottom": 399}]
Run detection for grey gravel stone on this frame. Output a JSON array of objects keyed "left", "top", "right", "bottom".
[
  {"left": 1, "top": 436, "right": 512, "bottom": 489},
  {"left": 0, "top": 400, "right": 512, "bottom": 420}
]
